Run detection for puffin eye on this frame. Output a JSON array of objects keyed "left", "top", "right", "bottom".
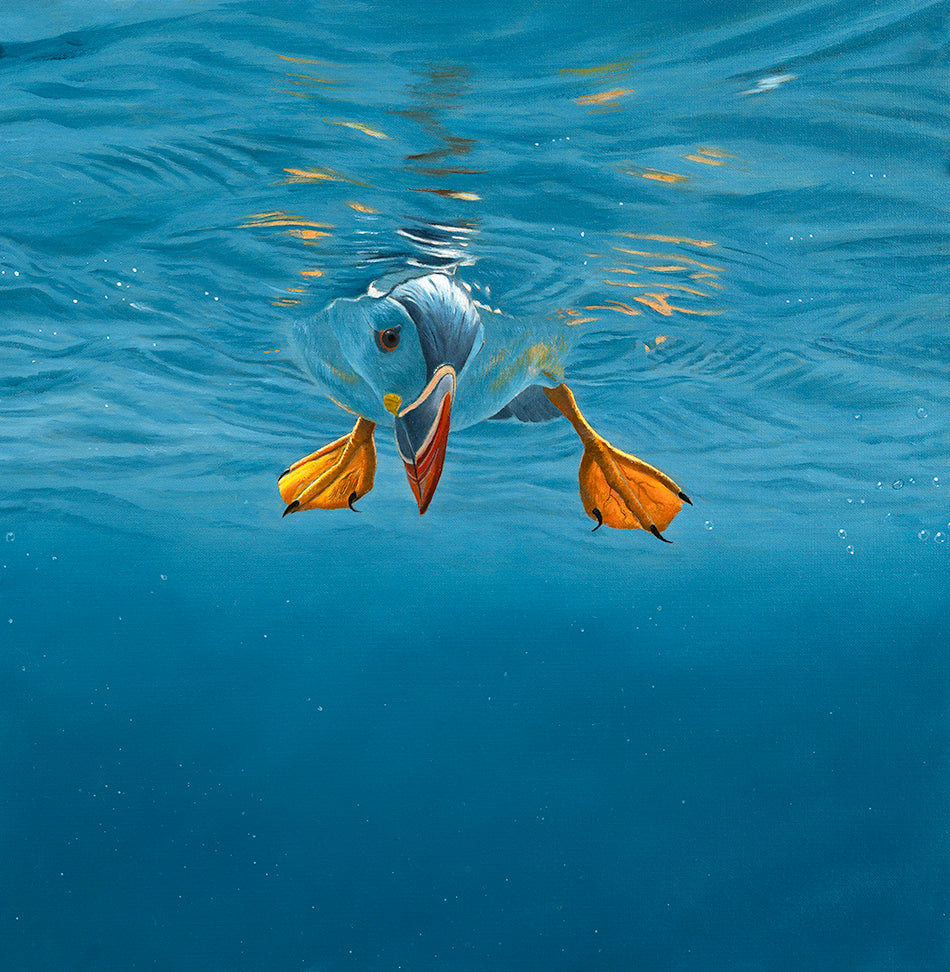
[{"left": 375, "top": 326, "right": 401, "bottom": 353}]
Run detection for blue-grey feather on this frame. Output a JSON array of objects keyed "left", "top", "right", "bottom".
[{"left": 489, "top": 384, "right": 561, "bottom": 423}]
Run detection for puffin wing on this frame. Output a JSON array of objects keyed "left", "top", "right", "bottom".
[{"left": 489, "top": 384, "right": 562, "bottom": 423}]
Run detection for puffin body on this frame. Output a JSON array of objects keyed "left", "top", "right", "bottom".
[
  {"left": 290, "top": 273, "right": 564, "bottom": 428},
  {"left": 279, "top": 272, "right": 690, "bottom": 538}
]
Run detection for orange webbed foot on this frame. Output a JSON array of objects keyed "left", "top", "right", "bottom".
[
  {"left": 542, "top": 384, "right": 690, "bottom": 541},
  {"left": 579, "top": 439, "right": 690, "bottom": 539},
  {"left": 278, "top": 416, "right": 376, "bottom": 516}
]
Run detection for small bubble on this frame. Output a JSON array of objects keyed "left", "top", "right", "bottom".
[
  {"left": 916, "top": 407, "right": 928, "bottom": 419},
  {"left": 704, "top": 520, "right": 713, "bottom": 530},
  {"left": 838, "top": 529, "right": 847, "bottom": 539},
  {"left": 876, "top": 481, "right": 883, "bottom": 489},
  {"left": 934, "top": 532, "right": 946, "bottom": 544},
  {"left": 853, "top": 413, "right": 861, "bottom": 420},
  {"left": 918, "top": 530, "right": 930, "bottom": 541},
  {"left": 933, "top": 477, "right": 940, "bottom": 487},
  {"left": 846, "top": 545, "right": 854, "bottom": 555},
  {"left": 160, "top": 574, "right": 168, "bottom": 581},
  {"left": 4, "top": 532, "right": 13, "bottom": 542},
  {"left": 892, "top": 480, "right": 903, "bottom": 490}
]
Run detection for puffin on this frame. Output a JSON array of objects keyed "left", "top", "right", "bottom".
[{"left": 278, "top": 272, "right": 690, "bottom": 539}]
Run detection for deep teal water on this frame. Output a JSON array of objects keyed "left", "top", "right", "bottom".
[{"left": 2, "top": 1, "right": 949, "bottom": 969}]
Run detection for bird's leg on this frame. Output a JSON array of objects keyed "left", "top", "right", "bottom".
[
  {"left": 542, "top": 384, "right": 691, "bottom": 540},
  {"left": 278, "top": 416, "right": 376, "bottom": 516}
]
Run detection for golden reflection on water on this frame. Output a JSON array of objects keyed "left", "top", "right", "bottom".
[
  {"left": 613, "top": 247, "right": 724, "bottom": 273},
  {"left": 554, "top": 220, "right": 728, "bottom": 336},
  {"left": 565, "top": 56, "right": 637, "bottom": 113},
  {"left": 280, "top": 167, "right": 367, "bottom": 186},
  {"left": 618, "top": 233, "right": 717, "bottom": 248},
  {"left": 346, "top": 201, "right": 378, "bottom": 214},
  {"left": 638, "top": 169, "right": 690, "bottom": 184},
  {"left": 560, "top": 59, "right": 636, "bottom": 77},
  {"left": 598, "top": 234, "right": 725, "bottom": 319},
  {"left": 574, "top": 87, "right": 634, "bottom": 108},
  {"left": 241, "top": 212, "right": 332, "bottom": 227},
  {"left": 323, "top": 119, "right": 390, "bottom": 139},
  {"left": 241, "top": 212, "right": 332, "bottom": 248},
  {"left": 273, "top": 54, "right": 343, "bottom": 98}
]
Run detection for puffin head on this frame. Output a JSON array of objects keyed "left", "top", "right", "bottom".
[
  {"left": 335, "top": 273, "right": 483, "bottom": 514},
  {"left": 388, "top": 274, "right": 483, "bottom": 513}
]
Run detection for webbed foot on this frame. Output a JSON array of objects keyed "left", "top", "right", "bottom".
[
  {"left": 543, "top": 384, "right": 690, "bottom": 540},
  {"left": 278, "top": 416, "right": 376, "bottom": 516}
]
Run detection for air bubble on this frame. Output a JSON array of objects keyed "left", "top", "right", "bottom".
[
  {"left": 846, "top": 545, "right": 854, "bottom": 555},
  {"left": 916, "top": 407, "right": 928, "bottom": 419},
  {"left": 838, "top": 529, "right": 847, "bottom": 539},
  {"left": 892, "top": 480, "right": 903, "bottom": 489},
  {"left": 934, "top": 532, "right": 946, "bottom": 544},
  {"left": 704, "top": 521, "right": 713, "bottom": 531},
  {"left": 918, "top": 530, "right": 930, "bottom": 541},
  {"left": 4, "top": 532, "right": 13, "bottom": 542}
]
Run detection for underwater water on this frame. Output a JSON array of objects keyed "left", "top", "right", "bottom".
[{"left": 2, "top": 0, "right": 949, "bottom": 968}]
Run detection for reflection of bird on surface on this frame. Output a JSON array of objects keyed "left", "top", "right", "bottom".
[{"left": 279, "top": 273, "right": 690, "bottom": 539}]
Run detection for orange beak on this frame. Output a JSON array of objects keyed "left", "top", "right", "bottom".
[{"left": 393, "top": 365, "right": 456, "bottom": 515}]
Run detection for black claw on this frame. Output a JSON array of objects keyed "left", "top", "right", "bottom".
[
  {"left": 650, "top": 524, "right": 673, "bottom": 544},
  {"left": 679, "top": 491, "right": 693, "bottom": 505},
  {"left": 278, "top": 467, "right": 291, "bottom": 482},
  {"left": 590, "top": 508, "right": 603, "bottom": 532},
  {"left": 347, "top": 492, "right": 361, "bottom": 512},
  {"left": 282, "top": 500, "right": 300, "bottom": 518}
]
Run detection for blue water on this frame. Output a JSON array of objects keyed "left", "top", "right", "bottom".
[{"left": 3, "top": 1, "right": 949, "bottom": 968}]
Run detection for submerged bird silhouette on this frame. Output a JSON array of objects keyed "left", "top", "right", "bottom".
[{"left": 278, "top": 272, "right": 690, "bottom": 539}]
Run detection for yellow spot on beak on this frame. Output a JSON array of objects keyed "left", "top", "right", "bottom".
[{"left": 384, "top": 393, "right": 402, "bottom": 416}]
